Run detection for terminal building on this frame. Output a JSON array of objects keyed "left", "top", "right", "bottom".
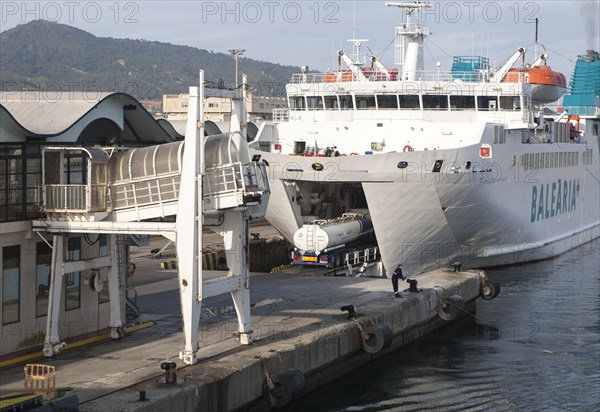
[
  {"left": 0, "top": 91, "right": 174, "bottom": 358},
  {"left": 162, "top": 92, "right": 287, "bottom": 136}
]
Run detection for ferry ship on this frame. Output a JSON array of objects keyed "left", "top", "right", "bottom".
[{"left": 249, "top": 2, "right": 600, "bottom": 276}]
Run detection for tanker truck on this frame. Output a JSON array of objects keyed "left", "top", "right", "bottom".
[{"left": 292, "top": 213, "right": 378, "bottom": 268}]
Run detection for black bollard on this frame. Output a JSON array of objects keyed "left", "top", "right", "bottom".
[{"left": 160, "top": 362, "right": 178, "bottom": 384}]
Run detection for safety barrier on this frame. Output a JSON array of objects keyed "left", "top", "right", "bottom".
[{"left": 23, "top": 364, "right": 56, "bottom": 399}]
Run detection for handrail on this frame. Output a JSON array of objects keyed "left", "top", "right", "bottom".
[
  {"left": 43, "top": 184, "right": 107, "bottom": 212},
  {"left": 289, "top": 70, "right": 533, "bottom": 84}
]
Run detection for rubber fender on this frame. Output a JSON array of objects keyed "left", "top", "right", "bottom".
[
  {"left": 263, "top": 368, "right": 306, "bottom": 408},
  {"left": 362, "top": 324, "right": 393, "bottom": 354},
  {"left": 481, "top": 280, "right": 501, "bottom": 300},
  {"left": 437, "top": 294, "right": 466, "bottom": 321}
]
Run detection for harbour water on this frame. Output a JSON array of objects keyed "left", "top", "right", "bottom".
[{"left": 292, "top": 239, "right": 600, "bottom": 411}]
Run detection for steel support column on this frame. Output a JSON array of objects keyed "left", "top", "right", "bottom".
[
  {"left": 221, "top": 211, "right": 253, "bottom": 344},
  {"left": 176, "top": 73, "right": 205, "bottom": 365},
  {"left": 43, "top": 235, "right": 65, "bottom": 357}
]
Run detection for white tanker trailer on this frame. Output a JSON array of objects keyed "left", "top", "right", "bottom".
[{"left": 292, "top": 213, "right": 376, "bottom": 267}]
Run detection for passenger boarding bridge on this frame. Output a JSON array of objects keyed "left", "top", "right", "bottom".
[{"left": 32, "top": 73, "right": 271, "bottom": 365}]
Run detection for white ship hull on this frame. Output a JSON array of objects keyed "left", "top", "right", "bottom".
[
  {"left": 254, "top": 135, "right": 600, "bottom": 276},
  {"left": 247, "top": 4, "right": 599, "bottom": 277}
]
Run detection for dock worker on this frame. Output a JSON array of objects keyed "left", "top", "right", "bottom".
[{"left": 392, "top": 264, "right": 404, "bottom": 298}]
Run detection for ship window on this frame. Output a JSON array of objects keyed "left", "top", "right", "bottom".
[
  {"left": 289, "top": 96, "right": 305, "bottom": 111},
  {"left": 422, "top": 95, "right": 448, "bottom": 110},
  {"left": 477, "top": 96, "right": 498, "bottom": 111},
  {"left": 324, "top": 96, "right": 339, "bottom": 110},
  {"left": 355, "top": 95, "right": 376, "bottom": 110},
  {"left": 307, "top": 96, "right": 324, "bottom": 110},
  {"left": 2, "top": 244, "right": 20, "bottom": 325},
  {"left": 399, "top": 95, "right": 420, "bottom": 110},
  {"left": 376, "top": 95, "right": 398, "bottom": 109},
  {"left": 293, "top": 141, "right": 306, "bottom": 155},
  {"left": 500, "top": 96, "right": 521, "bottom": 110},
  {"left": 450, "top": 96, "right": 475, "bottom": 110},
  {"left": 593, "top": 122, "right": 599, "bottom": 136},
  {"left": 339, "top": 95, "right": 354, "bottom": 110}
]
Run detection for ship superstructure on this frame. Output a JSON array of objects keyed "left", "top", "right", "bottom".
[{"left": 250, "top": 2, "right": 600, "bottom": 276}]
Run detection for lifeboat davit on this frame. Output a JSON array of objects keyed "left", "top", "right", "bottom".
[{"left": 502, "top": 65, "right": 567, "bottom": 104}]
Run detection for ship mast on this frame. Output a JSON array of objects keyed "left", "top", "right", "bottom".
[{"left": 386, "top": 1, "right": 431, "bottom": 81}]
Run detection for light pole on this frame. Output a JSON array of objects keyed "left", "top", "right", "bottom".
[{"left": 229, "top": 49, "right": 245, "bottom": 88}]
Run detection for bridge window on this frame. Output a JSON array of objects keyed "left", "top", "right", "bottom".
[
  {"left": 377, "top": 95, "right": 399, "bottom": 109},
  {"left": 399, "top": 95, "right": 420, "bottom": 110},
  {"left": 477, "top": 96, "right": 498, "bottom": 111},
  {"left": 422, "top": 95, "right": 448, "bottom": 110},
  {"left": 2, "top": 245, "right": 20, "bottom": 325},
  {"left": 324, "top": 96, "right": 339, "bottom": 110},
  {"left": 355, "top": 95, "right": 376, "bottom": 110},
  {"left": 63, "top": 154, "right": 85, "bottom": 185},
  {"left": 306, "top": 96, "right": 324, "bottom": 110},
  {"left": 500, "top": 96, "right": 521, "bottom": 110},
  {"left": 450, "top": 96, "right": 475, "bottom": 110},
  {"left": 339, "top": 95, "right": 354, "bottom": 110},
  {"left": 289, "top": 96, "right": 305, "bottom": 110}
]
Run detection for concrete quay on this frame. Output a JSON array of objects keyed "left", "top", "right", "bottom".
[{"left": 0, "top": 257, "right": 488, "bottom": 411}]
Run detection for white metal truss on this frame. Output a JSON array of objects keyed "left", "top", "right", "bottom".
[{"left": 33, "top": 71, "right": 269, "bottom": 365}]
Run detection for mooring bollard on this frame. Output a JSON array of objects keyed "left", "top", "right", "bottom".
[{"left": 160, "top": 362, "right": 177, "bottom": 384}]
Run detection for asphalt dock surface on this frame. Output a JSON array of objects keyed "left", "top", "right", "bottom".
[{"left": 0, "top": 235, "right": 484, "bottom": 411}]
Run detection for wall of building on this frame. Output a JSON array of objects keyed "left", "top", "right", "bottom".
[
  {"left": 0, "top": 224, "right": 122, "bottom": 357},
  {"left": 162, "top": 93, "right": 287, "bottom": 122}
]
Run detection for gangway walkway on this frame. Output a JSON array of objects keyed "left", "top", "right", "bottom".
[{"left": 32, "top": 72, "right": 271, "bottom": 365}]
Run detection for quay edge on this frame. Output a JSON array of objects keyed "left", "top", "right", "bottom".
[{"left": 81, "top": 269, "right": 486, "bottom": 412}]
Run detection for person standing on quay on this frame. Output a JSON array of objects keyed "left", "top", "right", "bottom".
[{"left": 392, "top": 264, "right": 404, "bottom": 297}]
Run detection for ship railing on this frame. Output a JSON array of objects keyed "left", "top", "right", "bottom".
[
  {"left": 396, "top": 22, "right": 431, "bottom": 37},
  {"left": 345, "top": 247, "right": 379, "bottom": 266},
  {"left": 42, "top": 184, "right": 108, "bottom": 213},
  {"left": 289, "top": 70, "right": 517, "bottom": 84},
  {"left": 273, "top": 108, "right": 290, "bottom": 122}
]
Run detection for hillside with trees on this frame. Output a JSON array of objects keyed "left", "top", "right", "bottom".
[{"left": 0, "top": 20, "right": 298, "bottom": 100}]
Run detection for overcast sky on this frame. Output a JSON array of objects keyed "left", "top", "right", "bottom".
[{"left": 1, "top": 1, "right": 598, "bottom": 78}]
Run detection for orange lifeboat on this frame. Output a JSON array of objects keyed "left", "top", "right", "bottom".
[{"left": 502, "top": 65, "right": 567, "bottom": 104}]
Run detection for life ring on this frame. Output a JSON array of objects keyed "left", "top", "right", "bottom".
[
  {"left": 403, "top": 145, "right": 414, "bottom": 152},
  {"left": 126, "top": 263, "right": 136, "bottom": 278}
]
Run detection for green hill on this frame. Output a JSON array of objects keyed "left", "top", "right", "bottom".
[{"left": 0, "top": 20, "right": 298, "bottom": 99}]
